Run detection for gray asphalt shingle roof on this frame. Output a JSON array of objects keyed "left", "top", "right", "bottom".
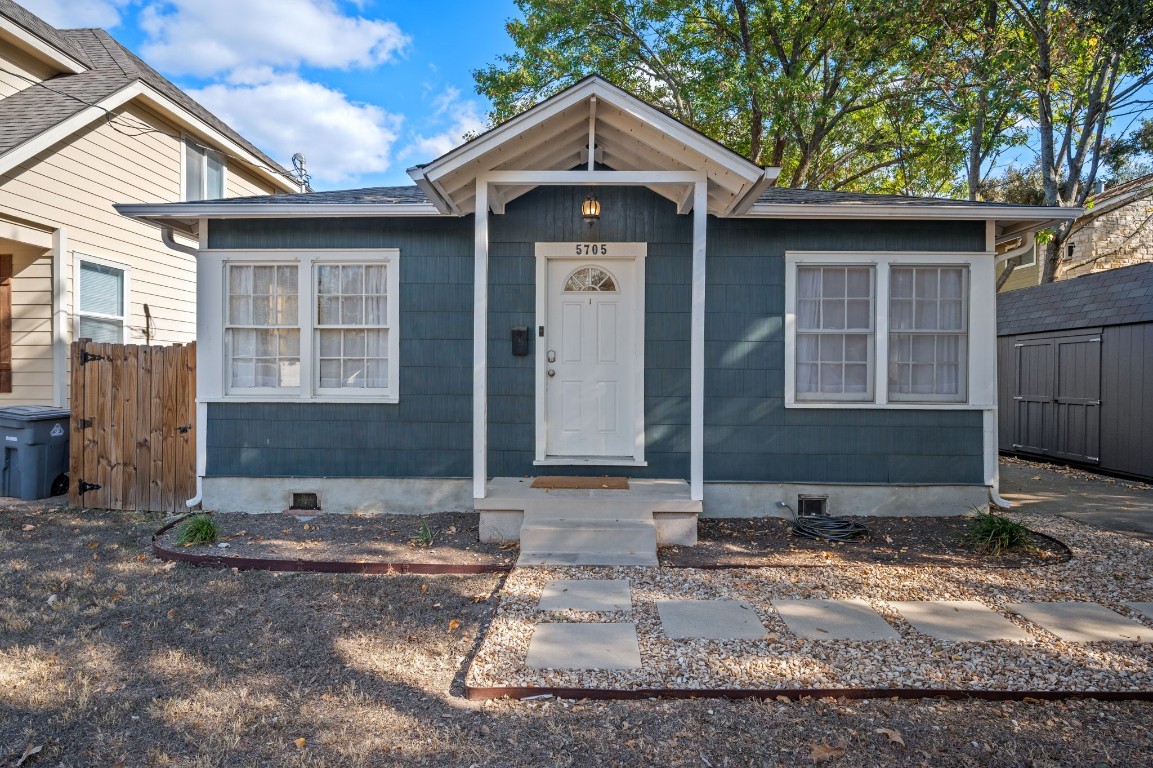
[
  {"left": 0, "top": 0, "right": 91, "bottom": 66},
  {"left": 0, "top": 10, "right": 289, "bottom": 179},
  {"left": 754, "top": 187, "right": 1041, "bottom": 207},
  {"left": 207, "top": 185, "right": 431, "bottom": 205},
  {"left": 997, "top": 262, "right": 1153, "bottom": 336}
]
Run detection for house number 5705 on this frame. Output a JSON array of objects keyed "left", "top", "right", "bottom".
[{"left": 575, "top": 243, "right": 608, "bottom": 255}]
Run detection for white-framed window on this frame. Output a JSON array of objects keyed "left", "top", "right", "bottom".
[
  {"left": 795, "top": 265, "right": 874, "bottom": 401},
  {"left": 785, "top": 252, "right": 994, "bottom": 409},
  {"left": 184, "top": 138, "right": 225, "bottom": 201},
  {"left": 75, "top": 255, "right": 129, "bottom": 343},
  {"left": 215, "top": 250, "right": 400, "bottom": 402},
  {"left": 888, "top": 266, "right": 968, "bottom": 403}
]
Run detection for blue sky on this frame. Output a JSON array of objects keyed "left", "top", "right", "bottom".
[{"left": 22, "top": 0, "right": 521, "bottom": 189}]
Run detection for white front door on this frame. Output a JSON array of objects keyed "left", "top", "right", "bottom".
[{"left": 543, "top": 258, "right": 637, "bottom": 459}]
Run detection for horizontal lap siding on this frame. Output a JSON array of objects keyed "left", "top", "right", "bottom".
[
  {"left": 486, "top": 186, "right": 693, "bottom": 478},
  {"left": 704, "top": 218, "right": 986, "bottom": 485},
  {"left": 205, "top": 217, "right": 474, "bottom": 478}
]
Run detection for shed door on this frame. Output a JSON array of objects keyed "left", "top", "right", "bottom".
[
  {"left": 1012, "top": 333, "right": 1101, "bottom": 463},
  {"left": 543, "top": 261, "right": 635, "bottom": 458}
]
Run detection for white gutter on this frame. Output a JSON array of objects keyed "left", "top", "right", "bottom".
[
  {"left": 744, "top": 203, "right": 1083, "bottom": 221},
  {"left": 116, "top": 202, "right": 445, "bottom": 219},
  {"left": 162, "top": 227, "right": 199, "bottom": 257}
]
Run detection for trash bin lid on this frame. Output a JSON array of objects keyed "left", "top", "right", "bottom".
[{"left": 0, "top": 405, "right": 71, "bottom": 421}]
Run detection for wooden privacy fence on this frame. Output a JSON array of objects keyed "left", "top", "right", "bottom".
[{"left": 69, "top": 340, "right": 196, "bottom": 514}]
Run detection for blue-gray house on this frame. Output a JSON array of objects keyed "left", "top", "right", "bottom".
[{"left": 118, "top": 77, "right": 1077, "bottom": 547}]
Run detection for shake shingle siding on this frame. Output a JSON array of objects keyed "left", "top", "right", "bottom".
[
  {"left": 203, "top": 196, "right": 986, "bottom": 485},
  {"left": 205, "top": 217, "right": 474, "bottom": 478}
]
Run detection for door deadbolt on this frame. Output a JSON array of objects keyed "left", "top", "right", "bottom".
[{"left": 547, "top": 350, "right": 556, "bottom": 363}]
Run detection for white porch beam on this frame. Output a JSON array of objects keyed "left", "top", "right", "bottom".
[
  {"left": 690, "top": 180, "right": 707, "bottom": 501},
  {"left": 473, "top": 181, "right": 489, "bottom": 499},
  {"left": 482, "top": 170, "right": 706, "bottom": 185},
  {"left": 676, "top": 184, "right": 695, "bottom": 215}
]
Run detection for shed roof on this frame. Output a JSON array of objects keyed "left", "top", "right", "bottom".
[{"left": 997, "top": 262, "right": 1153, "bottom": 336}]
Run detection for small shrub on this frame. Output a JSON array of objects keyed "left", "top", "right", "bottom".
[
  {"left": 964, "top": 511, "right": 1031, "bottom": 556},
  {"left": 176, "top": 514, "right": 217, "bottom": 546},
  {"left": 411, "top": 519, "right": 434, "bottom": 548}
]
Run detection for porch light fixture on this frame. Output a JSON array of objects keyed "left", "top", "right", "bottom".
[{"left": 581, "top": 194, "right": 601, "bottom": 224}]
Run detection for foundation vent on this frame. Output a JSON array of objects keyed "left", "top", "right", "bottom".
[
  {"left": 291, "top": 492, "right": 320, "bottom": 511},
  {"left": 797, "top": 495, "right": 828, "bottom": 517}
]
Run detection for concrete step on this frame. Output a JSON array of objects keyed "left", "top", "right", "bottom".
[{"left": 517, "top": 518, "right": 658, "bottom": 567}]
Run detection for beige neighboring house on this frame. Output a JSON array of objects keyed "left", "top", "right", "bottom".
[
  {"left": 0, "top": 0, "right": 298, "bottom": 406},
  {"left": 1001, "top": 172, "right": 1153, "bottom": 292}
]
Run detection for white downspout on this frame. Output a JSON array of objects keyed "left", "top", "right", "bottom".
[
  {"left": 159, "top": 225, "right": 204, "bottom": 508},
  {"left": 51, "top": 228, "right": 68, "bottom": 407},
  {"left": 986, "top": 231, "right": 1036, "bottom": 510}
]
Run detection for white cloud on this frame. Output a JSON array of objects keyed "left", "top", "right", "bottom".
[
  {"left": 19, "top": 0, "right": 128, "bottom": 28},
  {"left": 189, "top": 72, "right": 401, "bottom": 186},
  {"left": 401, "top": 87, "right": 487, "bottom": 162},
  {"left": 138, "top": 0, "right": 410, "bottom": 77}
]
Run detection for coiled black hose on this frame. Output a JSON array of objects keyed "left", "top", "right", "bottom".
[{"left": 778, "top": 502, "right": 869, "bottom": 542}]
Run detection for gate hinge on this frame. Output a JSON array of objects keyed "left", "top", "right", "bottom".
[
  {"left": 1087, "top": 456, "right": 1100, "bottom": 461},
  {"left": 78, "top": 418, "right": 93, "bottom": 429},
  {"left": 1011, "top": 443, "right": 1022, "bottom": 448},
  {"left": 78, "top": 348, "right": 106, "bottom": 365},
  {"left": 177, "top": 424, "right": 192, "bottom": 434},
  {"left": 76, "top": 479, "right": 102, "bottom": 495},
  {"left": 1014, "top": 343, "right": 1024, "bottom": 347},
  {"left": 1012, "top": 396, "right": 1024, "bottom": 400},
  {"left": 1090, "top": 338, "right": 1101, "bottom": 343}
]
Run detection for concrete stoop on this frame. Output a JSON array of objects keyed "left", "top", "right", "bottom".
[{"left": 476, "top": 477, "right": 700, "bottom": 567}]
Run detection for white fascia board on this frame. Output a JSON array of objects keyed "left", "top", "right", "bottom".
[
  {"left": 417, "top": 77, "right": 765, "bottom": 189},
  {"left": 133, "top": 85, "right": 297, "bottom": 193},
  {"left": 483, "top": 169, "right": 706, "bottom": 185},
  {"left": 0, "top": 18, "right": 89, "bottom": 73},
  {"left": 724, "top": 168, "right": 782, "bottom": 216},
  {"left": 0, "top": 81, "right": 142, "bottom": 176},
  {"left": 116, "top": 202, "right": 446, "bottom": 219},
  {"left": 744, "top": 203, "right": 1083, "bottom": 222}
]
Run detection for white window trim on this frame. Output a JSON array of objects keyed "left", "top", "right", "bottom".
[
  {"left": 72, "top": 253, "right": 130, "bottom": 344},
  {"left": 785, "top": 251, "right": 996, "bottom": 410},
  {"left": 793, "top": 264, "right": 876, "bottom": 403},
  {"left": 202, "top": 249, "right": 400, "bottom": 403},
  {"left": 181, "top": 135, "right": 228, "bottom": 202}
]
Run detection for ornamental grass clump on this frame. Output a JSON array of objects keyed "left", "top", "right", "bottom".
[
  {"left": 964, "top": 511, "right": 1032, "bottom": 556},
  {"left": 175, "top": 514, "right": 217, "bottom": 546}
]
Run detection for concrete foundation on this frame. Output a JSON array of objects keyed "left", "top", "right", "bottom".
[
  {"left": 702, "top": 482, "right": 990, "bottom": 518},
  {"left": 202, "top": 477, "right": 473, "bottom": 515}
]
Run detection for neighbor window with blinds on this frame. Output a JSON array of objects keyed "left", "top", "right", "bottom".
[
  {"left": 788, "top": 256, "right": 972, "bottom": 406},
  {"left": 223, "top": 252, "right": 399, "bottom": 400},
  {"left": 184, "top": 138, "right": 225, "bottom": 201},
  {"left": 77, "top": 259, "right": 127, "bottom": 343}
]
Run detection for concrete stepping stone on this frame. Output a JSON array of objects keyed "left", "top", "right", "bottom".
[
  {"left": 657, "top": 600, "right": 766, "bottom": 640},
  {"left": 1123, "top": 602, "right": 1153, "bottom": 623},
  {"left": 888, "top": 600, "right": 1031, "bottom": 642},
  {"left": 540, "top": 580, "right": 632, "bottom": 612},
  {"left": 1008, "top": 602, "right": 1151, "bottom": 642},
  {"left": 772, "top": 599, "right": 900, "bottom": 641},
  {"left": 525, "top": 623, "right": 642, "bottom": 669}
]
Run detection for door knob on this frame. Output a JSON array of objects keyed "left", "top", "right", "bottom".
[{"left": 547, "top": 368, "right": 556, "bottom": 377}]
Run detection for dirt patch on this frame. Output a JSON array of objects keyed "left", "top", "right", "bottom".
[
  {"left": 661, "top": 515, "right": 1068, "bottom": 568},
  {"left": 1002, "top": 454, "right": 1153, "bottom": 490},
  {"left": 157, "top": 511, "right": 517, "bottom": 569},
  {"left": 2, "top": 499, "right": 1152, "bottom": 766}
]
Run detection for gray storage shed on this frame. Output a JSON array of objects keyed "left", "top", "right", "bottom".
[{"left": 997, "top": 262, "right": 1153, "bottom": 481}]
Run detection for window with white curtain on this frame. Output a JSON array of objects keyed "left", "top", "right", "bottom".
[
  {"left": 226, "top": 264, "right": 300, "bottom": 391},
  {"left": 888, "top": 267, "right": 967, "bottom": 402},
  {"left": 787, "top": 254, "right": 976, "bottom": 408},
  {"left": 795, "top": 266, "right": 874, "bottom": 401},
  {"left": 221, "top": 252, "right": 399, "bottom": 401},
  {"left": 77, "top": 259, "right": 127, "bottom": 343}
]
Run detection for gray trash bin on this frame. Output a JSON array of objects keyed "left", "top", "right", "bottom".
[{"left": 0, "top": 405, "right": 71, "bottom": 500}]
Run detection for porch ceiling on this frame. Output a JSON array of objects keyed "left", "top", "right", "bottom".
[{"left": 407, "top": 76, "right": 779, "bottom": 217}]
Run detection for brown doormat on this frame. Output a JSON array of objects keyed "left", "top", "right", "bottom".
[{"left": 531, "top": 476, "right": 629, "bottom": 490}]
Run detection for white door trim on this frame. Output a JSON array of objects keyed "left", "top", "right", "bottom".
[{"left": 534, "top": 242, "right": 647, "bottom": 465}]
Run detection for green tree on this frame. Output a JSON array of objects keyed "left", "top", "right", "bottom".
[
  {"left": 475, "top": 0, "right": 958, "bottom": 192},
  {"left": 1006, "top": 0, "right": 1153, "bottom": 281}
]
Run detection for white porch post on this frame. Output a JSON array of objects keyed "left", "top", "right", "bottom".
[
  {"left": 690, "top": 180, "right": 707, "bottom": 501},
  {"left": 473, "top": 180, "right": 489, "bottom": 499}
]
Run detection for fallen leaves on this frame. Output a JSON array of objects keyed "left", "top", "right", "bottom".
[
  {"left": 22, "top": 524, "right": 35, "bottom": 531},
  {"left": 448, "top": 619, "right": 461, "bottom": 633},
  {"left": 293, "top": 737, "right": 307, "bottom": 749},
  {"left": 15, "top": 744, "right": 42, "bottom": 766},
  {"left": 876, "top": 727, "right": 905, "bottom": 747},
  {"left": 809, "top": 741, "right": 845, "bottom": 762}
]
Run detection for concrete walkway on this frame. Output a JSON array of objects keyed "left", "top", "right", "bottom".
[{"left": 1000, "top": 459, "right": 1153, "bottom": 541}]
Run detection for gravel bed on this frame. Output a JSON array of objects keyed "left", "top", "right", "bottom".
[{"left": 468, "top": 513, "right": 1153, "bottom": 694}]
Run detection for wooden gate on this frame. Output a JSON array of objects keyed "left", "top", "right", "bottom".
[{"left": 69, "top": 340, "right": 196, "bottom": 513}]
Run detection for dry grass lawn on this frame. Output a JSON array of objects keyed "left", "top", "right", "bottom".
[{"left": 2, "top": 500, "right": 1152, "bottom": 767}]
